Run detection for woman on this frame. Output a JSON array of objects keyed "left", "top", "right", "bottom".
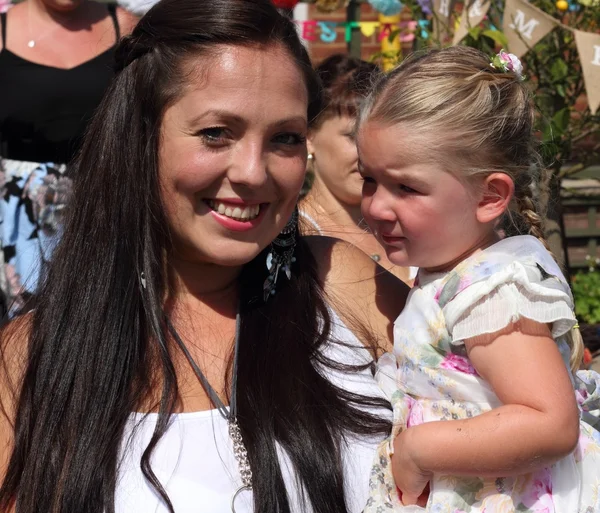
[
  {"left": 300, "top": 54, "right": 415, "bottom": 285},
  {"left": 0, "top": 1, "right": 409, "bottom": 512},
  {"left": 0, "top": 0, "right": 136, "bottom": 313}
]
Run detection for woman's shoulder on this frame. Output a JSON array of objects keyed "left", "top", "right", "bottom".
[
  {"left": 305, "top": 236, "right": 409, "bottom": 351},
  {"left": 87, "top": 1, "right": 138, "bottom": 38},
  {"left": 0, "top": 2, "right": 23, "bottom": 53},
  {"left": 115, "top": 5, "right": 139, "bottom": 36}
]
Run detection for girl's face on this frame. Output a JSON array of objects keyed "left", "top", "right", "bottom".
[
  {"left": 159, "top": 44, "right": 309, "bottom": 268},
  {"left": 308, "top": 114, "right": 362, "bottom": 206},
  {"left": 357, "top": 121, "right": 492, "bottom": 271}
]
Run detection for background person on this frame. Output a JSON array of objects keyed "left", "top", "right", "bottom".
[
  {"left": 0, "top": 0, "right": 136, "bottom": 313},
  {"left": 300, "top": 54, "right": 415, "bottom": 285}
]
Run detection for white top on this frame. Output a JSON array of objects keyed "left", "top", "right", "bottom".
[
  {"left": 115, "top": 311, "right": 389, "bottom": 512},
  {"left": 116, "top": 0, "right": 158, "bottom": 15}
]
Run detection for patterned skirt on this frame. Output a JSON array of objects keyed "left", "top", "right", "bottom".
[{"left": 0, "top": 158, "right": 72, "bottom": 315}]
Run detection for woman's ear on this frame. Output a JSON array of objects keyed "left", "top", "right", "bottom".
[
  {"left": 476, "top": 173, "right": 514, "bottom": 224},
  {"left": 307, "top": 133, "right": 315, "bottom": 156}
]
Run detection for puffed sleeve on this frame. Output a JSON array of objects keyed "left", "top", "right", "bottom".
[{"left": 441, "top": 245, "right": 576, "bottom": 344}]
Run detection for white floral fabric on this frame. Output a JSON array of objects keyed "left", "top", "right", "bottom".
[{"left": 365, "top": 236, "right": 600, "bottom": 513}]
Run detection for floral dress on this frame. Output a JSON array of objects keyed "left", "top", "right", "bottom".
[
  {"left": 0, "top": 159, "right": 71, "bottom": 313},
  {"left": 365, "top": 235, "right": 600, "bottom": 513}
]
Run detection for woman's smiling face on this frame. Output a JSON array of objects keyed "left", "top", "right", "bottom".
[{"left": 159, "top": 44, "right": 309, "bottom": 267}]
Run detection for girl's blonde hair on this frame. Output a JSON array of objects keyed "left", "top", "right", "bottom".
[{"left": 358, "top": 46, "right": 583, "bottom": 370}]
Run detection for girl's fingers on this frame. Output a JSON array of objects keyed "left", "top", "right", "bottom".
[
  {"left": 416, "top": 485, "right": 430, "bottom": 507},
  {"left": 400, "top": 492, "right": 420, "bottom": 506}
]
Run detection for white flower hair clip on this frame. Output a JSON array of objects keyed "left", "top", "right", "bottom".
[{"left": 490, "top": 50, "right": 524, "bottom": 80}]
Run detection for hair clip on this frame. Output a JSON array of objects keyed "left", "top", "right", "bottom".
[{"left": 490, "top": 50, "right": 524, "bottom": 80}]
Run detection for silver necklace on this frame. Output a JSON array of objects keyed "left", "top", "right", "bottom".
[
  {"left": 166, "top": 313, "right": 253, "bottom": 512},
  {"left": 26, "top": 1, "right": 61, "bottom": 48}
]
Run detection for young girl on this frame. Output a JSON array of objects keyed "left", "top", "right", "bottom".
[{"left": 357, "top": 46, "right": 600, "bottom": 512}]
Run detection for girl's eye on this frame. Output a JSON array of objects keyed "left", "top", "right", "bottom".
[
  {"left": 361, "top": 177, "right": 376, "bottom": 195},
  {"left": 273, "top": 132, "right": 306, "bottom": 146},
  {"left": 199, "top": 127, "right": 228, "bottom": 145},
  {"left": 399, "top": 184, "right": 418, "bottom": 194}
]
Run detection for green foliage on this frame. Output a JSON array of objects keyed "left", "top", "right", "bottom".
[{"left": 572, "top": 262, "right": 600, "bottom": 324}]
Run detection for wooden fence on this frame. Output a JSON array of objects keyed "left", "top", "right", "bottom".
[{"left": 561, "top": 166, "right": 600, "bottom": 273}]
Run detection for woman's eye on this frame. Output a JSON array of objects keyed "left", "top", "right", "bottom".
[
  {"left": 273, "top": 132, "right": 306, "bottom": 146},
  {"left": 199, "top": 127, "right": 228, "bottom": 145}
]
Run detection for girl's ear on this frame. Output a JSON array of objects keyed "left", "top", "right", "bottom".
[{"left": 476, "top": 173, "right": 514, "bottom": 224}]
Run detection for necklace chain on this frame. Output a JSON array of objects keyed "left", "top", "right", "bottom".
[
  {"left": 228, "top": 418, "right": 253, "bottom": 488},
  {"left": 26, "top": 1, "right": 61, "bottom": 48},
  {"left": 165, "top": 313, "right": 253, "bottom": 510}
]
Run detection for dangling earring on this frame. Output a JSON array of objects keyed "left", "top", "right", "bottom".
[{"left": 263, "top": 209, "right": 298, "bottom": 301}]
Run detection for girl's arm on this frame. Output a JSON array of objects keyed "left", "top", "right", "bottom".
[{"left": 394, "top": 318, "right": 580, "bottom": 505}]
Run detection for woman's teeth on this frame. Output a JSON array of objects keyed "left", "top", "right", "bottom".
[{"left": 208, "top": 200, "right": 261, "bottom": 221}]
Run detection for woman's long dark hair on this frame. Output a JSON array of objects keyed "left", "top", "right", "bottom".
[{"left": 0, "top": 1, "right": 391, "bottom": 512}]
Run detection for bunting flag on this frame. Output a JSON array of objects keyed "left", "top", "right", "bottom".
[
  {"left": 453, "top": 0, "right": 492, "bottom": 45},
  {"left": 574, "top": 30, "right": 600, "bottom": 115},
  {"left": 298, "top": 0, "right": 600, "bottom": 115},
  {"left": 502, "top": 0, "right": 557, "bottom": 58},
  {"left": 499, "top": 0, "right": 599, "bottom": 114},
  {"left": 432, "top": 0, "right": 453, "bottom": 41}
]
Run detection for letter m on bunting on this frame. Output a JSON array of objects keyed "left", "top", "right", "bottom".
[
  {"left": 509, "top": 10, "right": 539, "bottom": 40},
  {"left": 502, "top": 0, "right": 557, "bottom": 58}
]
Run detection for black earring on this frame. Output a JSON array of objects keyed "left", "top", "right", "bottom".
[{"left": 263, "top": 209, "right": 298, "bottom": 301}]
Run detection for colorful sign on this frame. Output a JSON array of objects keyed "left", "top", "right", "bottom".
[{"left": 296, "top": 20, "right": 418, "bottom": 44}]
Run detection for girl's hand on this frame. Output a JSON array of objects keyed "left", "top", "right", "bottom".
[{"left": 392, "top": 428, "right": 432, "bottom": 506}]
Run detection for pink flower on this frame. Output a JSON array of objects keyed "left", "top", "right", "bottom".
[
  {"left": 406, "top": 398, "right": 424, "bottom": 428},
  {"left": 575, "top": 388, "right": 588, "bottom": 406},
  {"left": 440, "top": 354, "right": 478, "bottom": 375},
  {"left": 0, "top": 0, "right": 13, "bottom": 13},
  {"left": 520, "top": 469, "right": 554, "bottom": 512},
  {"left": 498, "top": 50, "right": 523, "bottom": 77}
]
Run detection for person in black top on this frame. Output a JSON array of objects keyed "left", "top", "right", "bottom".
[{"left": 0, "top": 0, "right": 136, "bottom": 314}]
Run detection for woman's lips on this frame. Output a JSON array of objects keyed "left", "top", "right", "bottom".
[{"left": 205, "top": 199, "right": 268, "bottom": 232}]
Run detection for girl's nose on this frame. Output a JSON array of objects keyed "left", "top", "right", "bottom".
[{"left": 363, "top": 186, "right": 397, "bottom": 223}]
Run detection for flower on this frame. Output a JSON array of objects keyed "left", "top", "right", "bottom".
[
  {"left": 518, "top": 469, "right": 554, "bottom": 512},
  {"left": 0, "top": 0, "right": 12, "bottom": 13},
  {"left": 491, "top": 50, "right": 524, "bottom": 80},
  {"left": 439, "top": 354, "right": 478, "bottom": 375},
  {"left": 416, "top": 0, "right": 432, "bottom": 14},
  {"left": 406, "top": 398, "right": 424, "bottom": 428}
]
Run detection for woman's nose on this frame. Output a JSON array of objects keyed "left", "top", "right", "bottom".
[{"left": 228, "top": 141, "right": 268, "bottom": 188}]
